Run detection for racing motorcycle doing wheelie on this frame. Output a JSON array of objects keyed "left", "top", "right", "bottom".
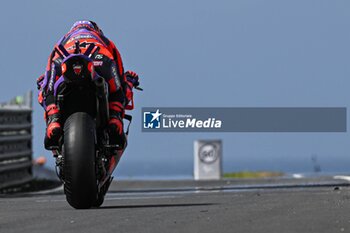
[{"left": 50, "top": 42, "right": 141, "bottom": 209}]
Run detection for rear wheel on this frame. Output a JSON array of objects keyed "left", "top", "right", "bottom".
[{"left": 63, "top": 112, "right": 97, "bottom": 209}]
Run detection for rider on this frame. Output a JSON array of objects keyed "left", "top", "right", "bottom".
[{"left": 37, "top": 20, "right": 140, "bottom": 152}]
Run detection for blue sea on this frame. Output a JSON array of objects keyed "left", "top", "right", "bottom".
[{"left": 113, "top": 156, "right": 350, "bottom": 180}]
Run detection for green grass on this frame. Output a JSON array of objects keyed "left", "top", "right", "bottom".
[{"left": 223, "top": 171, "right": 284, "bottom": 179}]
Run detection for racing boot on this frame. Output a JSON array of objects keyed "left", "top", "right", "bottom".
[
  {"left": 108, "top": 102, "right": 127, "bottom": 150},
  {"left": 44, "top": 104, "right": 62, "bottom": 150}
]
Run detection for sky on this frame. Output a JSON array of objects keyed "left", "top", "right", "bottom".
[{"left": 0, "top": 0, "right": 349, "bottom": 178}]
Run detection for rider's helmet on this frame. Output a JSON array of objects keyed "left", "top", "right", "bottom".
[{"left": 70, "top": 20, "right": 103, "bottom": 35}]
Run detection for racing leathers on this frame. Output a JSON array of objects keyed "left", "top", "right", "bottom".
[{"left": 37, "top": 21, "right": 138, "bottom": 152}]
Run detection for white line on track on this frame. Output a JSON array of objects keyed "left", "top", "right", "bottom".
[
  {"left": 35, "top": 199, "right": 66, "bottom": 203},
  {"left": 34, "top": 192, "right": 184, "bottom": 203},
  {"left": 105, "top": 195, "right": 179, "bottom": 201},
  {"left": 30, "top": 185, "right": 64, "bottom": 195},
  {"left": 333, "top": 176, "right": 350, "bottom": 182}
]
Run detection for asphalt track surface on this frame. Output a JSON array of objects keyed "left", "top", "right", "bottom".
[{"left": 2, "top": 176, "right": 350, "bottom": 233}]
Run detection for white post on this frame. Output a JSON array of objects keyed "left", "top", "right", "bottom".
[{"left": 194, "top": 140, "right": 222, "bottom": 180}]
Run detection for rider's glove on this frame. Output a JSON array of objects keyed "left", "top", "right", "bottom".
[{"left": 125, "top": 70, "right": 139, "bottom": 88}]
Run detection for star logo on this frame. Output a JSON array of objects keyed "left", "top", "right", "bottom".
[
  {"left": 143, "top": 109, "right": 162, "bottom": 129},
  {"left": 150, "top": 109, "right": 162, "bottom": 123}
]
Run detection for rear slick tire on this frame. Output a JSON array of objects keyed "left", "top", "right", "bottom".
[{"left": 63, "top": 112, "right": 97, "bottom": 209}]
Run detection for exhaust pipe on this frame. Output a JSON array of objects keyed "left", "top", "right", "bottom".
[{"left": 94, "top": 77, "right": 109, "bottom": 128}]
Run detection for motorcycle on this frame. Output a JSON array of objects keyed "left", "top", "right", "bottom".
[{"left": 50, "top": 42, "right": 141, "bottom": 209}]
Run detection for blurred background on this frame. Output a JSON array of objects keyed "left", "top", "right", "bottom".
[{"left": 0, "top": 0, "right": 349, "bottom": 179}]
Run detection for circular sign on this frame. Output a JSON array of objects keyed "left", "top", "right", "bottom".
[{"left": 199, "top": 143, "right": 218, "bottom": 164}]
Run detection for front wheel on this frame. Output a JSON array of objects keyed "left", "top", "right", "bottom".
[{"left": 63, "top": 112, "right": 97, "bottom": 209}]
